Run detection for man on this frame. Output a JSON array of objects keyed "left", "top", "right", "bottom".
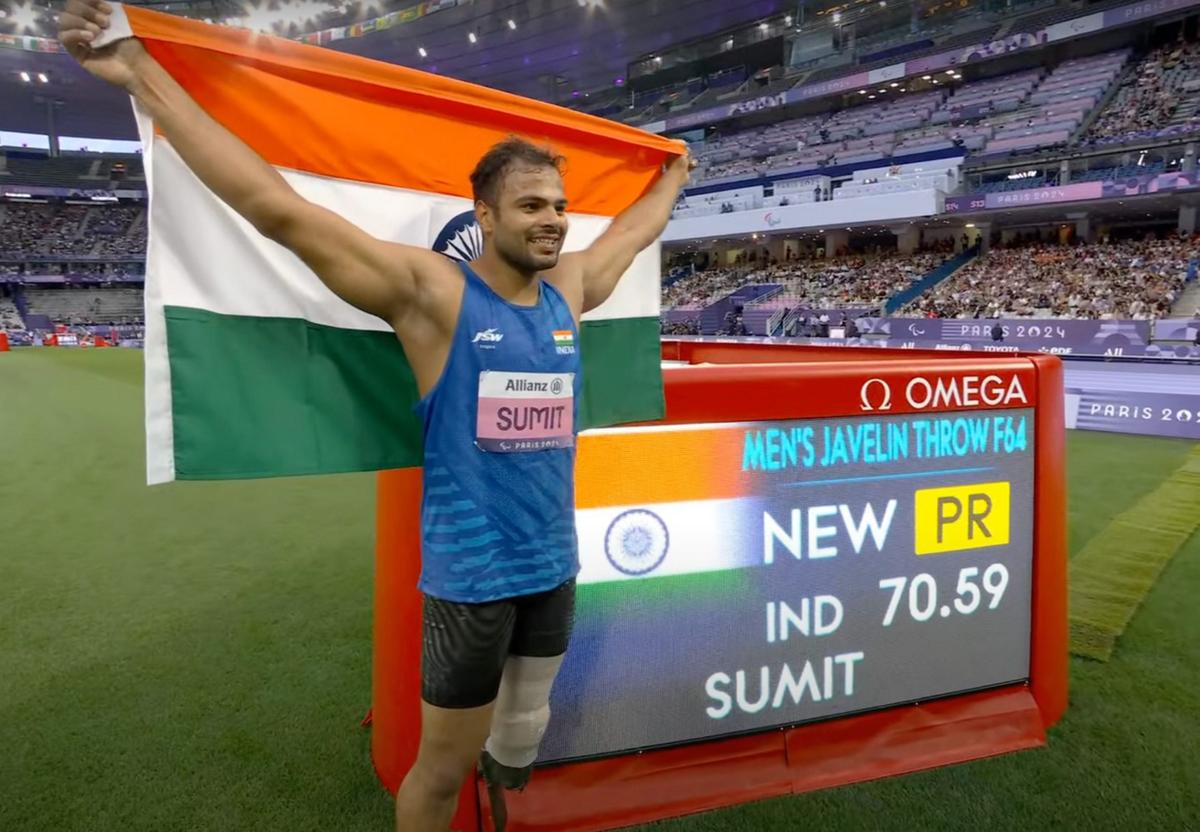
[{"left": 58, "top": 3, "right": 691, "bottom": 830}]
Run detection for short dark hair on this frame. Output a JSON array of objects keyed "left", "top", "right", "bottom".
[{"left": 470, "top": 137, "right": 565, "bottom": 207}]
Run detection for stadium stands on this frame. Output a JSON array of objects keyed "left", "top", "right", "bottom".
[
  {"left": 663, "top": 266, "right": 757, "bottom": 309},
  {"left": 663, "top": 251, "right": 952, "bottom": 313},
  {"left": 1085, "top": 39, "right": 1200, "bottom": 146},
  {"left": 749, "top": 252, "right": 951, "bottom": 310},
  {"left": 0, "top": 201, "right": 147, "bottom": 331},
  {"left": 0, "top": 202, "right": 146, "bottom": 258},
  {"left": 1073, "top": 160, "right": 1167, "bottom": 182},
  {"left": 660, "top": 319, "right": 701, "bottom": 335},
  {"left": 795, "top": 25, "right": 1003, "bottom": 89},
  {"left": 688, "top": 48, "right": 1132, "bottom": 192},
  {"left": 676, "top": 155, "right": 961, "bottom": 219},
  {"left": 0, "top": 153, "right": 145, "bottom": 188},
  {"left": 22, "top": 286, "right": 144, "bottom": 325},
  {"left": 598, "top": 0, "right": 1159, "bottom": 131},
  {"left": 834, "top": 165, "right": 958, "bottom": 200},
  {"left": 0, "top": 203, "right": 93, "bottom": 256},
  {"left": 910, "top": 237, "right": 1193, "bottom": 319},
  {"left": 0, "top": 296, "right": 23, "bottom": 331},
  {"left": 977, "top": 52, "right": 1127, "bottom": 156},
  {"left": 978, "top": 175, "right": 1048, "bottom": 193},
  {"left": 5, "top": 7, "right": 1200, "bottom": 341}
]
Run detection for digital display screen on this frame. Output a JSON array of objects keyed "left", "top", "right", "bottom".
[{"left": 540, "top": 408, "right": 1035, "bottom": 764}]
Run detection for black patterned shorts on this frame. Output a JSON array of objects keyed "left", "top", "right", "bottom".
[{"left": 420, "top": 579, "right": 576, "bottom": 709}]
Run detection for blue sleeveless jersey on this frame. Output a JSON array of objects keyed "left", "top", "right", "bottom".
[{"left": 414, "top": 261, "right": 582, "bottom": 603}]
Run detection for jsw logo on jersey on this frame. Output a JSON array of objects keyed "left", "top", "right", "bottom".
[{"left": 472, "top": 328, "right": 504, "bottom": 346}]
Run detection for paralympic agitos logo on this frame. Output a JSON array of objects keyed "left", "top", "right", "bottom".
[{"left": 859, "top": 374, "right": 1028, "bottom": 412}]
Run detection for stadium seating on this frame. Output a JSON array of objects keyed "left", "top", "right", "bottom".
[
  {"left": 22, "top": 286, "right": 144, "bottom": 325},
  {"left": 0, "top": 153, "right": 145, "bottom": 188},
  {"left": 1085, "top": 40, "right": 1200, "bottom": 145},
  {"left": 978, "top": 52, "right": 1127, "bottom": 156},
  {"left": 676, "top": 156, "right": 960, "bottom": 218},
  {"left": 909, "top": 237, "right": 1193, "bottom": 318},
  {"left": 662, "top": 238, "right": 1195, "bottom": 328},
  {"left": 0, "top": 202, "right": 146, "bottom": 258},
  {"left": 663, "top": 266, "right": 755, "bottom": 309},
  {"left": 662, "top": 251, "right": 952, "bottom": 313},
  {"left": 834, "top": 165, "right": 958, "bottom": 200},
  {"left": 685, "top": 47, "right": 1136, "bottom": 194},
  {"left": 1072, "top": 160, "right": 1167, "bottom": 182},
  {"left": 595, "top": 0, "right": 1160, "bottom": 132},
  {"left": 0, "top": 296, "right": 23, "bottom": 331},
  {"left": 978, "top": 176, "right": 1047, "bottom": 193}
]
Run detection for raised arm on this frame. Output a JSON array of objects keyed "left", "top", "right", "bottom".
[
  {"left": 556, "top": 152, "right": 692, "bottom": 315},
  {"left": 58, "top": 0, "right": 442, "bottom": 327}
]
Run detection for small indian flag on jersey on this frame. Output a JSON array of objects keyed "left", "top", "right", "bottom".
[
  {"left": 95, "top": 4, "right": 681, "bottom": 484},
  {"left": 552, "top": 330, "right": 575, "bottom": 354}
]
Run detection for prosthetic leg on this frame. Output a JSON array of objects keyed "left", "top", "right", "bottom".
[{"left": 477, "top": 655, "right": 563, "bottom": 831}]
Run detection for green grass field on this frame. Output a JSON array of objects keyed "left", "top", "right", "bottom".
[{"left": 1, "top": 348, "right": 1198, "bottom": 832}]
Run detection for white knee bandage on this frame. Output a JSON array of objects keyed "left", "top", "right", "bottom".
[{"left": 484, "top": 655, "right": 563, "bottom": 769}]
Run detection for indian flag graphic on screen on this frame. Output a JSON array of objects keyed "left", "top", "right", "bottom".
[
  {"left": 575, "top": 423, "right": 762, "bottom": 585},
  {"left": 96, "top": 4, "right": 679, "bottom": 484}
]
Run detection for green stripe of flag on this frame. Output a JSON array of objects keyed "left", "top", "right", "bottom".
[{"left": 163, "top": 306, "right": 663, "bottom": 480}]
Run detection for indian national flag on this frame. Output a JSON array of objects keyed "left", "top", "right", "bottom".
[
  {"left": 574, "top": 420, "right": 762, "bottom": 585},
  {"left": 98, "top": 5, "right": 680, "bottom": 484}
]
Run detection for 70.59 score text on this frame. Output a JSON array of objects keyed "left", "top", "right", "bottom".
[{"left": 878, "top": 564, "right": 1010, "bottom": 626}]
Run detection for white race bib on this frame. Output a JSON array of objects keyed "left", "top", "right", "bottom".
[{"left": 475, "top": 371, "right": 574, "bottom": 452}]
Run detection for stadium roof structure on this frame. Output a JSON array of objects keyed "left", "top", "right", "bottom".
[
  {"left": 0, "top": 0, "right": 794, "bottom": 140},
  {"left": 331, "top": 0, "right": 793, "bottom": 99}
]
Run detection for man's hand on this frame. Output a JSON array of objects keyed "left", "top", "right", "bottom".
[
  {"left": 552, "top": 147, "right": 695, "bottom": 316},
  {"left": 664, "top": 150, "right": 696, "bottom": 187},
  {"left": 59, "top": 0, "right": 145, "bottom": 90}
]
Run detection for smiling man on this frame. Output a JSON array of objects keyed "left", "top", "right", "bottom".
[{"left": 57, "top": 1, "right": 691, "bottom": 828}]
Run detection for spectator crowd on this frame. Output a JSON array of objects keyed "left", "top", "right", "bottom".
[
  {"left": 660, "top": 319, "right": 701, "bottom": 335},
  {"left": 1086, "top": 39, "right": 1200, "bottom": 145},
  {"left": 0, "top": 202, "right": 147, "bottom": 260},
  {"left": 662, "top": 250, "right": 949, "bottom": 311},
  {"left": 914, "top": 236, "right": 1194, "bottom": 319},
  {"left": 663, "top": 266, "right": 756, "bottom": 309}
]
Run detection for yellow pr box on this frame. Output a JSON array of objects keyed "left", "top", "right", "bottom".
[{"left": 914, "top": 481, "right": 1011, "bottom": 555}]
